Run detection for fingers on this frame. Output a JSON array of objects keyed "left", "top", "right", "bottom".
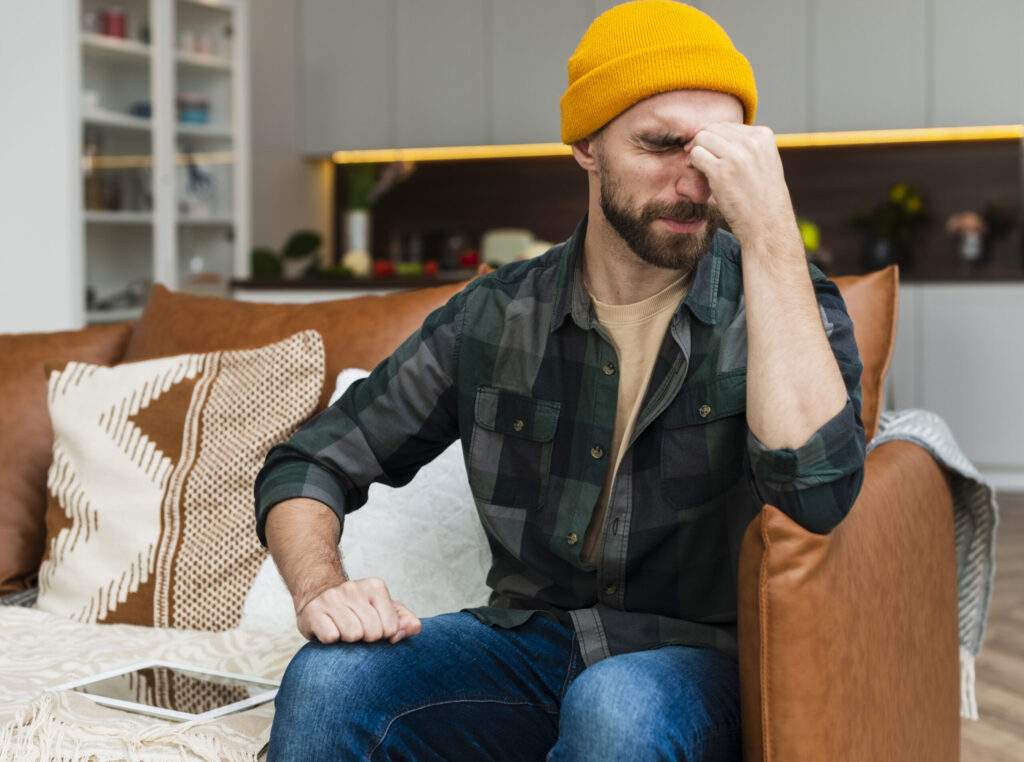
[
  {"left": 296, "top": 578, "right": 421, "bottom": 645},
  {"left": 392, "top": 600, "right": 423, "bottom": 637},
  {"left": 306, "top": 610, "right": 341, "bottom": 643}
]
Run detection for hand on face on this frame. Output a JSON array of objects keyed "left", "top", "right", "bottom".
[{"left": 683, "top": 123, "right": 799, "bottom": 250}]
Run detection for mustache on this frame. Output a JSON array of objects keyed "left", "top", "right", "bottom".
[{"left": 649, "top": 203, "right": 713, "bottom": 223}]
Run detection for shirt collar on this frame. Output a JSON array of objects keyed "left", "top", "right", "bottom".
[{"left": 549, "top": 211, "right": 724, "bottom": 335}]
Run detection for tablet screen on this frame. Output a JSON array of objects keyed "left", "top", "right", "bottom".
[{"left": 70, "top": 665, "right": 277, "bottom": 715}]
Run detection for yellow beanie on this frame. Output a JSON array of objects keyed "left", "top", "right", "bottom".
[{"left": 560, "top": 0, "right": 758, "bottom": 145}]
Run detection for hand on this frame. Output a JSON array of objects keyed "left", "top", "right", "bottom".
[
  {"left": 296, "top": 577, "right": 423, "bottom": 645},
  {"left": 683, "top": 123, "right": 801, "bottom": 252}
]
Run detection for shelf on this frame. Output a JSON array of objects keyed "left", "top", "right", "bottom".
[
  {"left": 176, "top": 49, "right": 232, "bottom": 71},
  {"left": 178, "top": 0, "right": 235, "bottom": 10},
  {"left": 177, "top": 122, "right": 232, "bottom": 139},
  {"left": 178, "top": 215, "right": 234, "bottom": 226},
  {"left": 326, "top": 123, "right": 1024, "bottom": 164},
  {"left": 231, "top": 271, "right": 481, "bottom": 291},
  {"left": 85, "top": 210, "right": 153, "bottom": 224},
  {"left": 81, "top": 32, "right": 151, "bottom": 62},
  {"left": 86, "top": 307, "right": 144, "bottom": 323},
  {"left": 84, "top": 107, "right": 152, "bottom": 132}
]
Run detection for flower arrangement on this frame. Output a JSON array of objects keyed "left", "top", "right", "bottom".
[
  {"left": 849, "top": 182, "right": 931, "bottom": 244},
  {"left": 944, "top": 203, "right": 1017, "bottom": 266}
]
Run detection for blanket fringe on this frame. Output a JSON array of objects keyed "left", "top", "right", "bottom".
[
  {"left": 0, "top": 690, "right": 261, "bottom": 761},
  {"left": 960, "top": 644, "right": 978, "bottom": 721}
]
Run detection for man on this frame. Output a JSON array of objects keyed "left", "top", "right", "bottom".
[{"left": 256, "top": 1, "right": 866, "bottom": 759}]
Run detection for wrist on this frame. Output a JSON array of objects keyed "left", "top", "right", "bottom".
[{"left": 294, "top": 571, "right": 347, "bottom": 615}]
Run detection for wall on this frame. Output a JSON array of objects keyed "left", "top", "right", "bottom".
[
  {"left": 249, "top": 0, "right": 332, "bottom": 264},
  {"left": 0, "top": 5, "right": 82, "bottom": 333}
]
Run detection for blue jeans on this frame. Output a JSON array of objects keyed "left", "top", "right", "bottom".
[{"left": 268, "top": 610, "right": 741, "bottom": 761}]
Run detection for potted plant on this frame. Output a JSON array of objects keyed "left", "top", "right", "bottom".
[
  {"left": 848, "top": 182, "right": 930, "bottom": 271},
  {"left": 280, "top": 230, "right": 323, "bottom": 280}
]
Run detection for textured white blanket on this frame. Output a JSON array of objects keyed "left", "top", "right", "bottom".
[
  {"left": 0, "top": 606, "right": 307, "bottom": 760},
  {"left": 867, "top": 408, "right": 1000, "bottom": 721}
]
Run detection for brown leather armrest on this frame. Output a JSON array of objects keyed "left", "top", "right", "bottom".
[{"left": 738, "top": 439, "right": 960, "bottom": 762}]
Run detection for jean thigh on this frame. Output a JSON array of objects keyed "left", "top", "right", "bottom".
[{"left": 269, "top": 609, "right": 580, "bottom": 761}]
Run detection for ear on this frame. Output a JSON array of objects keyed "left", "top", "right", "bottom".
[{"left": 571, "top": 137, "right": 600, "bottom": 172}]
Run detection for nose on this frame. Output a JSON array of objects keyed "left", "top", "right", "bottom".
[{"left": 675, "top": 152, "right": 712, "bottom": 203}]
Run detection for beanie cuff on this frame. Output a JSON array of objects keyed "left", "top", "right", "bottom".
[{"left": 560, "top": 42, "right": 757, "bottom": 145}]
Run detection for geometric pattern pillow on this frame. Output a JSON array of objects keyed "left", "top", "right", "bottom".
[{"left": 34, "top": 330, "right": 324, "bottom": 630}]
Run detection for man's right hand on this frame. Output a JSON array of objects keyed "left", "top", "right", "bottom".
[{"left": 296, "top": 577, "right": 423, "bottom": 645}]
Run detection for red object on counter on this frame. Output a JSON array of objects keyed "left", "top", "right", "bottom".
[
  {"left": 101, "top": 9, "right": 127, "bottom": 38},
  {"left": 423, "top": 259, "right": 439, "bottom": 276},
  {"left": 373, "top": 259, "right": 395, "bottom": 277},
  {"left": 459, "top": 249, "right": 480, "bottom": 267}
]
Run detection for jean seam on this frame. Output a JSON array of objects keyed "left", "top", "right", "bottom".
[
  {"left": 368, "top": 697, "right": 559, "bottom": 760},
  {"left": 558, "top": 631, "right": 580, "bottom": 703}
]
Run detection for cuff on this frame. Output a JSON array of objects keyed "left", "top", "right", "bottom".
[
  {"left": 746, "top": 396, "right": 859, "bottom": 490},
  {"left": 254, "top": 459, "right": 347, "bottom": 548}
]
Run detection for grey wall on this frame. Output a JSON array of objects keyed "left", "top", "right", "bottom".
[{"left": 250, "top": 0, "right": 332, "bottom": 263}]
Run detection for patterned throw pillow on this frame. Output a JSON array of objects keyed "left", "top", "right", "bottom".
[{"left": 34, "top": 330, "right": 324, "bottom": 630}]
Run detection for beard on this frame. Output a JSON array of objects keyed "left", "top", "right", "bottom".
[{"left": 597, "top": 162, "right": 725, "bottom": 274}]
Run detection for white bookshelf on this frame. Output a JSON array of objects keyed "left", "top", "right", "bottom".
[{"left": 76, "top": 0, "right": 250, "bottom": 324}]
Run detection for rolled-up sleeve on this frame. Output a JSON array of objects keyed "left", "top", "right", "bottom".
[
  {"left": 744, "top": 267, "right": 867, "bottom": 534},
  {"left": 253, "top": 285, "right": 472, "bottom": 548}
]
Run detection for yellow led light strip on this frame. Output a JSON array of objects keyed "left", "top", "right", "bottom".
[
  {"left": 330, "top": 124, "right": 1023, "bottom": 164},
  {"left": 82, "top": 151, "right": 236, "bottom": 170}
]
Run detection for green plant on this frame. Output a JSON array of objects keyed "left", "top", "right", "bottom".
[
  {"left": 250, "top": 247, "right": 282, "bottom": 279},
  {"left": 346, "top": 164, "right": 378, "bottom": 209},
  {"left": 281, "top": 230, "right": 322, "bottom": 260},
  {"left": 848, "top": 182, "right": 930, "bottom": 244}
]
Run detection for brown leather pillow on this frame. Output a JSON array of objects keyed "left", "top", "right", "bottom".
[
  {"left": 832, "top": 264, "right": 899, "bottom": 443},
  {"left": 122, "top": 281, "right": 479, "bottom": 411},
  {"left": 0, "top": 322, "right": 133, "bottom": 594}
]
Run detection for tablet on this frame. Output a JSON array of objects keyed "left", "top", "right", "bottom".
[{"left": 51, "top": 659, "right": 280, "bottom": 722}]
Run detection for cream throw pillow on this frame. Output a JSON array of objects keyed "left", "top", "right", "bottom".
[
  {"left": 34, "top": 330, "right": 324, "bottom": 630},
  {"left": 238, "top": 368, "right": 493, "bottom": 633}
]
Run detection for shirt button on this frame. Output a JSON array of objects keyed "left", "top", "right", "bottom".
[
  {"left": 512, "top": 418, "right": 524, "bottom": 432},
  {"left": 605, "top": 583, "right": 617, "bottom": 595},
  {"left": 567, "top": 532, "right": 578, "bottom": 545},
  {"left": 602, "top": 362, "right": 616, "bottom": 375},
  {"left": 698, "top": 404, "right": 712, "bottom": 418},
  {"left": 591, "top": 445, "right": 604, "bottom": 459}
]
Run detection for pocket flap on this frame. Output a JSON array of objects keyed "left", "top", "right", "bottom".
[
  {"left": 474, "top": 385, "right": 561, "bottom": 441},
  {"left": 663, "top": 371, "right": 747, "bottom": 428}
]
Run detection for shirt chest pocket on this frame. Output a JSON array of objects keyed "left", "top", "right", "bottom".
[
  {"left": 660, "top": 371, "right": 748, "bottom": 510},
  {"left": 468, "top": 385, "right": 561, "bottom": 511}
]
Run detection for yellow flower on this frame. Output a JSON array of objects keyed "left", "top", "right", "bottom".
[
  {"left": 906, "top": 196, "right": 922, "bottom": 212},
  {"left": 889, "top": 183, "right": 908, "bottom": 202},
  {"left": 798, "top": 219, "right": 820, "bottom": 251}
]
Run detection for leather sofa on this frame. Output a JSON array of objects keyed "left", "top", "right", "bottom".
[{"left": 0, "top": 261, "right": 960, "bottom": 760}]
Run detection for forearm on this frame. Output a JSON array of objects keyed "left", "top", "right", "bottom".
[
  {"left": 742, "top": 233, "right": 848, "bottom": 450},
  {"left": 265, "top": 497, "right": 349, "bottom": 614}
]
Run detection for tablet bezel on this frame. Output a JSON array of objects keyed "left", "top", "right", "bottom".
[{"left": 51, "top": 659, "right": 281, "bottom": 722}]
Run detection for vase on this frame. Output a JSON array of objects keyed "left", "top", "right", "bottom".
[
  {"left": 861, "top": 235, "right": 911, "bottom": 273},
  {"left": 345, "top": 208, "right": 371, "bottom": 254}
]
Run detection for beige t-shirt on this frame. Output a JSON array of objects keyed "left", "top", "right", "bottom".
[{"left": 580, "top": 270, "right": 690, "bottom": 565}]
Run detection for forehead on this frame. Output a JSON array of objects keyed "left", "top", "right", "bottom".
[{"left": 618, "top": 89, "right": 744, "bottom": 135}]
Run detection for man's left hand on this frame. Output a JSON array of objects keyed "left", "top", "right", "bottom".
[{"left": 684, "top": 123, "right": 801, "bottom": 254}]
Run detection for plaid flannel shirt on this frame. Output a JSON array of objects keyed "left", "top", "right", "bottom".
[{"left": 254, "top": 212, "right": 866, "bottom": 668}]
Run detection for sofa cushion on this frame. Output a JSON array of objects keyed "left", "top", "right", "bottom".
[
  {"left": 238, "top": 368, "right": 493, "bottom": 634},
  {"left": 0, "top": 323, "right": 133, "bottom": 595},
  {"left": 122, "top": 281, "right": 478, "bottom": 412},
  {"left": 34, "top": 330, "right": 323, "bottom": 629},
  {"left": 832, "top": 264, "right": 899, "bottom": 443}
]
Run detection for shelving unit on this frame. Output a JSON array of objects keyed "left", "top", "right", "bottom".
[{"left": 76, "top": 0, "right": 249, "bottom": 325}]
